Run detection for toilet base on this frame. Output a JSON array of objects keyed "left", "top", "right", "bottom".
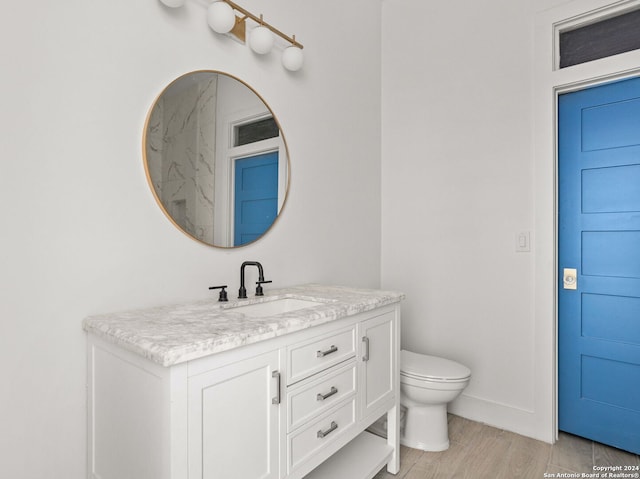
[
  {"left": 400, "top": 436, "right": 450, "bottom": 452},
  {"left": 401, "top": 402, "right": 450, "bottom": 452}
]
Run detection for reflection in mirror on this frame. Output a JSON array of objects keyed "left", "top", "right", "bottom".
[{"left": 143, "top": 71, "right": 289, "bottom": 247}]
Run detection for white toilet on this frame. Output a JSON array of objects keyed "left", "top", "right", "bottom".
[{"left": 400, "top": 349, "right": 471, "bottom": 452}]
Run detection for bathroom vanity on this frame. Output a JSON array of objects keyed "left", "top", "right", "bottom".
[{"left": 83, "top": 284, "right": 403, "bottom": 479}]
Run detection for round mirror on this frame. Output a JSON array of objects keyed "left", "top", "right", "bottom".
[{"left": 143, "top": 71, "right": 290, "bottom": 247}]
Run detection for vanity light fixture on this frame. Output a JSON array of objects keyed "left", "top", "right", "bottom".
[
  {"left": 249, "top": 20, "right": 275, "bottom": 55},
  {"left": 159, "top": 0, "right": 304, "bottom": 71}
]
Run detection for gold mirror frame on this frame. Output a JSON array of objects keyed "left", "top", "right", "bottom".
[{"left": 142, "top": 70, "right": 290, "bottom": 248}]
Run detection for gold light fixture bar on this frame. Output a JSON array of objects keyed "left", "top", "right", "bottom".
[{"left": 221, "top": 0, "right": 304, "bottom": 49}]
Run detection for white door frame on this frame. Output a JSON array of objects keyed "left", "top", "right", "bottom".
[{"left": 533, "top": 0, "right": 640, "bottom": 443}]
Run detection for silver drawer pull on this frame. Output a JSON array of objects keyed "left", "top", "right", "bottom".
[
  {"left": 316, "top": 345, "right": 338, "bottom": 358},
  {"left": 316, "top": 386, "right": 338, "bottom": 401},
  {"left": 317, "top": 421, "right": 338, "bottom": 439}
]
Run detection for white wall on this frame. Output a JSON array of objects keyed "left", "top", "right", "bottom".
[
  {"left": 0, "top": 1, "right": 381, "bottom": 477},
  {"left": 381, "top": 0, "right": 571, "bottom": 442}
]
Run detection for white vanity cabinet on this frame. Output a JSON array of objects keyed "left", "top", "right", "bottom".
[{"left": 86, "top": 287, "right": 402, "bottom": 479}]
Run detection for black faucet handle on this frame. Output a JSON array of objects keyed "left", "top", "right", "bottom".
[
  {"left": 255, "top": 280, "right": 272, "bottom": 296},
  {"left": 208, "top": 285, "right": 229, "bottom": 302}
]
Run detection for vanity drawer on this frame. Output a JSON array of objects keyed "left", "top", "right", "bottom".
[
  {"left": 287, "top": 360, "right": 357, "bottom": 432},
  {"left": 287, "top": 326, "right": 356, "bottom": 384},
  {"left": 287, "top": 399, "right": 356, "bottom": 473}
]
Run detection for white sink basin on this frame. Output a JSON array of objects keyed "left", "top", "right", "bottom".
[{"left": 223, "top": 298, "right": 326, "bottom": 318}]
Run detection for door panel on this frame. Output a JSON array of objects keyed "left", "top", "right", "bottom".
[
  {"left": 581, "top": 96, "right": 640, "bottom": 151},
  {"left": 582, "top": 231, "right": 640, "bottom": 278},
  {"left": 581, "top": 356, "right": 640, "bottom": 411},
  {"left": 582, "top": 164, "right": 640, "bottom": 213},
  {"left": 558, "top": 76, "right": 640, "bottom": 454},
  {"left": 582, "top": 293, "right": 640, "bottom": 345}
]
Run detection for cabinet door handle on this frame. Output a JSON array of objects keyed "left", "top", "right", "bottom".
[
  {"left": 316, "top": 345, "right": 338, "bottom": 358},
  {"left": 362, "top": 336, "right": 370, "bottom": 362},
  {"left": 317, "top": 421, "right": 338, "bottom": 438},
  {"left": 271, "top": 370, "right": 281, "bottom": 405},
  {"left": 316, "top": 386, "right": 338, "bottom": 401}
]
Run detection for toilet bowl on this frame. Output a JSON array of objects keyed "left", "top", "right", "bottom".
[{"left": 400, "top": 350, "right": 471, "bottom": 452}]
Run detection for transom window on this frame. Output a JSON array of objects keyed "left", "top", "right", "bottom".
[
  {"left": 559, "top": 8, "right": 640, "bottom": 68},
  {"left": 234, "top": 117, "right": 279, "bottom": 147}
]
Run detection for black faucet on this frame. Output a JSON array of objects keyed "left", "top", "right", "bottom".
[{"left": 239, "top": 261, "right": 272, "bottom": 299}]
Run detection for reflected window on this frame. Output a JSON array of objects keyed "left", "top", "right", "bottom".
[{"left": 234, "top": 117, "right": 279, "bottom": 147}]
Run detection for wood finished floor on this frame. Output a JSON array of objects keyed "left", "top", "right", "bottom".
[{"left": 374, "top": 414, "right": 640, "bottom": 479}]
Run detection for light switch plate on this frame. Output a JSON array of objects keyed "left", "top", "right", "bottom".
[{"left": 515, "top": 231, "right": 530, "bottom": 252}]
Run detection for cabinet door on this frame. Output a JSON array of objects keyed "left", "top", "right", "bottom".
[
  {"left": 189, "top": 350, "right": 281, "bottom": 479},
  {"left": 360, "top": 311, "right": 396, "bottom": 419}
]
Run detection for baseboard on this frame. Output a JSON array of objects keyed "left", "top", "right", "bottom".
[{"left": 447, "top": 394, "right": 553, "bottom": 444}]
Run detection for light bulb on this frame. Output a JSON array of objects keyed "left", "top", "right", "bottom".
[
  {"left": 159, "top": 0, "right": 186, "bottom": 7},
  {"left": 207, "top": 1, "right": 236, "bottom": 34},
  {"left": 282, "top": 46, "right": 304, "bottom": 71},
  {"left": 250, "top": 26, "right": 274, "bottom": 54}
]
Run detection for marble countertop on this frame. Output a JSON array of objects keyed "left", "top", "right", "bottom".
[{"left": 83, "top": 284, "right": 404, "bottom": 367}]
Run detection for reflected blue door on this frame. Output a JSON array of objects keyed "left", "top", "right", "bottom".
[
  {"left": 234, "top": 152, "right": 278, "bottom": 246},
  {"left": 558, "top": 76, "right": 640, "bottom": 454}
]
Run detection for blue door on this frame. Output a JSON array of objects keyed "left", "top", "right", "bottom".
[
  {"left": 234, "top": 152, "right": 279, "bottom": 246},
  {"left": 558, "top": 76, "right": 640, "bottom": 454}
]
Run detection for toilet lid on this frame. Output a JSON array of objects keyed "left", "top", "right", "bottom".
[{"left": 401, "top": 350, "right": 471, "bottom": 381}]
